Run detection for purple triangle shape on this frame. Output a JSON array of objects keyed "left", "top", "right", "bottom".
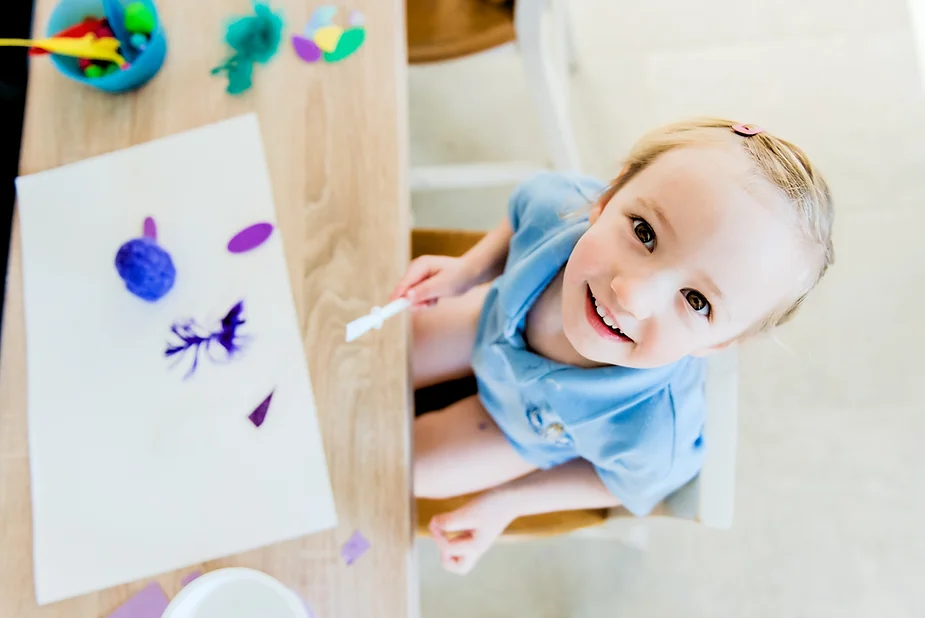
[{"left": 248, "top": 391, "right": 274, "bottom": 427}]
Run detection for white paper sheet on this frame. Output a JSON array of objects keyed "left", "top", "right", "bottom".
[{"left": 16, "top": 114, "right": 337, "bottom": 605}]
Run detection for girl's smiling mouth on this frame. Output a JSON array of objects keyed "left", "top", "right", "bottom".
[{"left": 585, "top": 286, "right": 635, "bottom": 343}]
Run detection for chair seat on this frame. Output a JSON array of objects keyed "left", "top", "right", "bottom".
[{"left": 407, "top": 0, "right": 517, "bottom": 64}]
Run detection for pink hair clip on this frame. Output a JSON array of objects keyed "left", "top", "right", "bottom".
[{"left": 732, "top": 123, "right": 765, "bottom": 136}]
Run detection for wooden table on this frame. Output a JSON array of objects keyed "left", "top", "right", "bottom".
[{"left": 0, "top": 1, "right": 414, "bottom": 616}]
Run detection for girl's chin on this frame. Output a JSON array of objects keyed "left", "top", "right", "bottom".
[{"left": 565, "top": 331, "right": 630, "bottom": 367}]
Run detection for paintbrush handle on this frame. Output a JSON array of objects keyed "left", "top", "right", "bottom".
[{"left": 345, "top": 298, "right": 411, "bottom": 342}]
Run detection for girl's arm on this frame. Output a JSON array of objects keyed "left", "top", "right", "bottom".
[
  {"left": 458, "top": 217, "right": 513, "bottom": 286},
  {"left": 490, "top": 459, "right": 621, "bottom": 515}
]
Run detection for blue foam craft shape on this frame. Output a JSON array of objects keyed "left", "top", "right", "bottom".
[{"left": 114, "top": 237, "right": 176, "bottom": 301}]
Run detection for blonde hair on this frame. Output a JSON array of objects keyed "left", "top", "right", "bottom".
[{"left": 597, "top": 117, "right": 834, "bottom": 333}]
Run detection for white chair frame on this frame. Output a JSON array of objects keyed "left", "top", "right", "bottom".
[{"left": 410, "top": 0, "right": 583, "bottom": 192}]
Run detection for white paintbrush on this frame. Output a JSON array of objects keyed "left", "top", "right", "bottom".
[{"left": 345, "top": 298, "right": 411, "bottom": 342}]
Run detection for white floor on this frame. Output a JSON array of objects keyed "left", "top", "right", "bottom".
[{"left": 410, "top": 1, "right": 925, "bottom": 616}]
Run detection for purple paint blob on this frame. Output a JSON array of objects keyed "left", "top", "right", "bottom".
[
  {"left": 180, "top": 571, "right": 202, "bottom": 587},
  {"left": 248, "top": 391, "right": 274, "bottom": 427},
  {"left": 478, "top": 422, "right": 489, "bottom": 431},
  {"left": 341, "top": 530, "right": 370, "bottom": 565},
  {"left": 292, "top": 35, "right": 322, "bottom": 63},
  {"left": 143, "top": 216, "right": 157, "bottom": 240},
  {"left": 228, "top": 222, "right": 275, "bottom": 253}
]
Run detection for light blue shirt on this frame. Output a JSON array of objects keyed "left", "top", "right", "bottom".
[{"left": 471, "top": 173, "right": 706, "bottom": 516}]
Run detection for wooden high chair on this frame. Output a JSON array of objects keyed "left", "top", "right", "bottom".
[{"left": 413, "top": 229, "right": 739, "bottom": 538}]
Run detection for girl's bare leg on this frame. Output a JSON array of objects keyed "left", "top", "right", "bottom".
[
  {"left": 411, "top": 283, "right": 489, "bottom": 390},
  {"left": 415, "top": 395, "right": 538, "bottom": 499}
]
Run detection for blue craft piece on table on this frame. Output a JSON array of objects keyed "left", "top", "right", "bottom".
[
  {"left": 212, "top": 2, "right": 284, "bottom": 95},
  {"left": 115, "top": 237, "right": 176, "bottom": 301},
  {"left": 47, "top": 0, "right": 167, "bottom": 93},
  {"left": 304, "top": 5, "right": 336, "bottom": 37}
]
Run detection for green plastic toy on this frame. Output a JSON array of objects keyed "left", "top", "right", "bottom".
[{"left": 124, "top": 2, "right": 156, "bottom": 34}]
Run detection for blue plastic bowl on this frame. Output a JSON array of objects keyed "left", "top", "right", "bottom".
[{"left": 46, "top": 0, "right": 167, "bottom": 93}]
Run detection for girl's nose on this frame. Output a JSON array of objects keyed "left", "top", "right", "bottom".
[{"left": 610, "top": 271, "right": 674, "bottom": 320}]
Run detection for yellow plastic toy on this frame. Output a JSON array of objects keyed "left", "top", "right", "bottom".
[{"left": 0, "top": 34, "right": 126, "bottom": 65}]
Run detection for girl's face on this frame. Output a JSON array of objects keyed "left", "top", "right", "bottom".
[{"left": 562, "top": 145, "right": 812, "bottom": 369}]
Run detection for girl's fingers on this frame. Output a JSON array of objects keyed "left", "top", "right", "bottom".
[
  {"left": 429, "top": 516, "right": 462, "bottom": 545},
  {"left": 440, "top": 542, "right": 482, "bottom": 575},
  {"left": 407, "top": 297, "right": 439, "bottom": 313},
  {"left": 428, "top": 518, "right": 453, "bottom": 552},
  {"left": 406, "top": 268, "right": 449, "bottom": 302},
  {"left": 390, "top": 258, "right": 439, "bottom": 301},
  {"left": 431, "top": 509, "right": 474, "bottom": 535},
  {"left": 442, "top": 553, "right": 474, "bottom": 575}
]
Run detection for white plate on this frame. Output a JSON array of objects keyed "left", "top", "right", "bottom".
[{"left": 163, "top": 568, "right": 310, "bottom": 618}]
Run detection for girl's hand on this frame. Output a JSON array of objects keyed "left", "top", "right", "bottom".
[
  {"left": 428, "top": 493, "right": 516, "bottom": 575},
  {"left": 390, "top": 255, "right": 475, "bottom": 309}
]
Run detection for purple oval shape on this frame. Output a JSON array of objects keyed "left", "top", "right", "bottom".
[
  {"left": 292, "top": 35, "right": 322, "bottom": 63},
  {"left": 228, "top": 222, "right": 274, "bottom": 253},
  {"left": 143, "top": 216, "right": 157, "bottom": 240}
]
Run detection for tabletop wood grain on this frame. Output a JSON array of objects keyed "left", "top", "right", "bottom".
[{"left": 0, "top": 1, "right": 414, "bottom": 616}]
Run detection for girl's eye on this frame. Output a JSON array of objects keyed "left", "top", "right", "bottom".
[
  {"left": 632, "top": 218, "right": 656, "bottom": 251},
  {"left": 683, "top": 290, "right": 711, "bottom": 317}
]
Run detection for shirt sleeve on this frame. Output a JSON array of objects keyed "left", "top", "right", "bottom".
[
  {"left": 507, "top": 172, "right": 600, "bottom": 234},
  {"left": 508, "top": 172, "right": 554, "bottom": 233}
]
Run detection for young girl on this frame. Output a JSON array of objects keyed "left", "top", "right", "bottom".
[{"left": 393, "top": 118, "right": 834, "bottom": 574}]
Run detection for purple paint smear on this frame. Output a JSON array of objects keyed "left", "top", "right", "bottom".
[
  {"left": 105, "top": 582, "right": 169, "bottom": 618},
  {"left": 249, "top": 391, "right": 274, "bottom": 427},
  {"left": 166, "top": 301, "right": 247, "bottom": 378},
  {"left": 292, "top": 35, "right": 322, "bottom": 62},
  {"left": 180, "top": 570, "right": 203, "bottom": 587},
  {"left": 143, "top": 216, "right": 157, "bottom": 240},
  {"left": 341, "top": 530, "right": 370, "bottom": 565},
  {"left": 228, "top": 222, "right": 275, "bottom": 253},
  {"left": 478, "top": 422, "right": 489, "bottom": 431}
]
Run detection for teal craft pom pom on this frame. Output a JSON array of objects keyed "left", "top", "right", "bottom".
[
  {"left": 212, "top": 2, "right": 284, "bottom": 95},
  {"left": 226, "top": 3, "right": 284, "bottom": 63}
]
